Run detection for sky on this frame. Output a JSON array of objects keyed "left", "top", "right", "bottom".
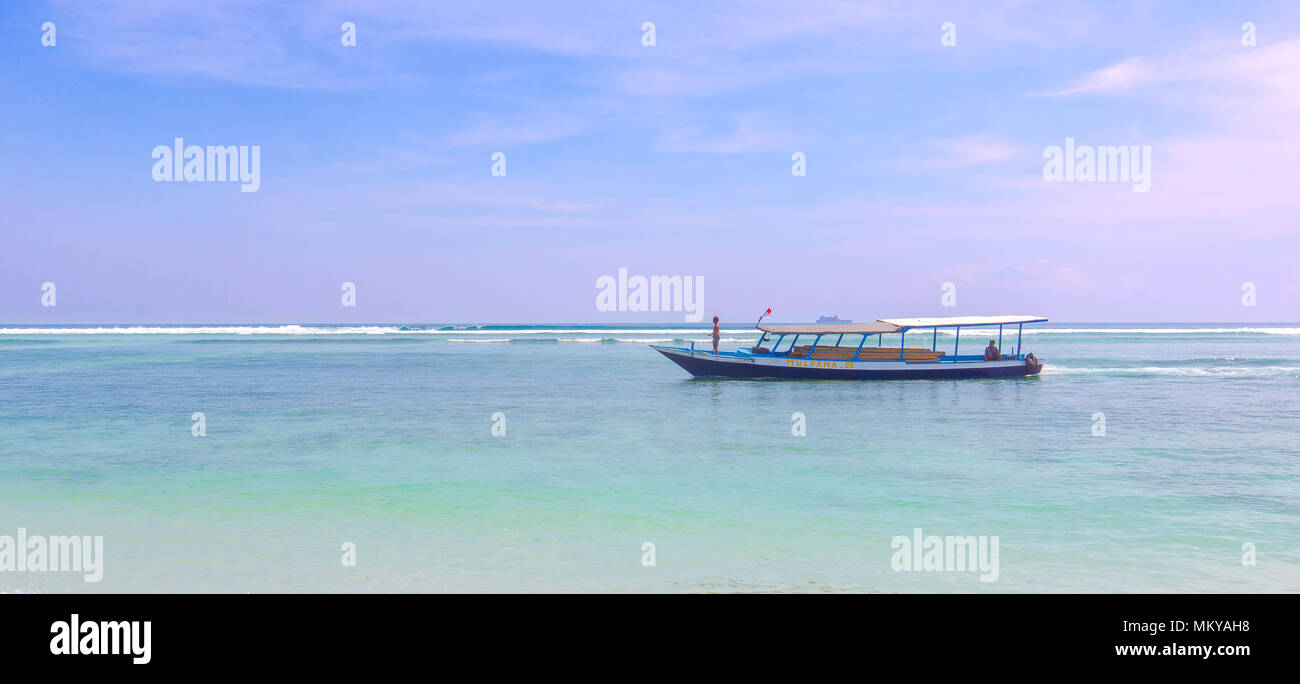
[{"left": 2, "top": 0, "right": 1298, "bottom": 324}]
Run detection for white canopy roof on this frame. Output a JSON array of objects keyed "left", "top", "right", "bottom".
[
  {"left": 757, "top": 315, "right": 1048, "bottom": 335},
  {"left": 758, "top": 322, "right": 901, "bottom": 335},
  {"left": 878, "top": 315, "right": 1048, "bottom": 329}
]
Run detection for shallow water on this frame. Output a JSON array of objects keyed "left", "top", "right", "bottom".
[{"left": 1, "top": 323, "right": 1297, "bottom": 592}]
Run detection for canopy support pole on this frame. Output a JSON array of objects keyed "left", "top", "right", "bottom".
[
  {"left": 1017, "top": 324, "right": 1023, "bottom": 357},
  {"left": 955, "top": 326, "right": 960, "bottom": 356},
  {"left": 854, "top": 334, "right": 867, "bottom": 360},
  {"left": 998, "top": 325, "right": 1003, "bottom": 352},
  {"left": 932, "top": 327, "right": 937, "bottom": 351},
  {"left": 900, "top": 330, "right": 906, "bottom": 360}
]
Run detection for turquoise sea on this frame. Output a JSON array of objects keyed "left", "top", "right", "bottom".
[{"left": 1, "top": 323, "right": 1297, "bottom": 593}]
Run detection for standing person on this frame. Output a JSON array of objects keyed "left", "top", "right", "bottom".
[{"left": 711, "top": 316, "right": 721, "bottom": 354}]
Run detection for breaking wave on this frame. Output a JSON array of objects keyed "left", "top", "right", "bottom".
[
  {"left": 0, "top": 326, "right": 756, "bottom": 336},
  {"left": 1042, "top": 364, "right": 1300, "bottom": 378}
]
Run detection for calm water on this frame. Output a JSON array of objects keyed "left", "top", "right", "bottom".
[{"left": 1, "top": 323, "right": 1297, "bottom": 593}]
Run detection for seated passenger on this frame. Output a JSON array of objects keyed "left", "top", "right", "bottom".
[{"left": 983, "top": 340, "right": 1002, "bottom": 361}]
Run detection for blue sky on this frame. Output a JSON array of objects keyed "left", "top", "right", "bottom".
[{"left": 3, "top": 1, "right": 1299, "bottom": 323}]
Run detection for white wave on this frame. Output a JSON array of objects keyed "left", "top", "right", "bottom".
[
  {"left": 1042, "top": 364, "right": 1300, "bottom": 377},
  {"left": 0, "top": 325, "right": 403, "bottom": 335},
  {"left": 1024, "top": 327, "right": 1300, "bottom": 335},
  {"left": 823, "top": 326, "right": 1300, "bottom": 337},
  {"left": 411, "top": 328, "right": 755, "bottom": 335},
  {"left": 2, "top": 324, "right": 1296, "bottom": 337},
  {"left": 0, "top": 326, "right": 757, "bottom": 336},
  {"left": 914, "top": 327, "right": 1300, "bottom": 337},
  {"left": 443, "top": 337, "right": 758, "bottom": 344}
]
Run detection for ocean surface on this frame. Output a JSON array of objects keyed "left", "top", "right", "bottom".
[{"left": 1, "top": 323, "right": 1297, "bottom": 593}]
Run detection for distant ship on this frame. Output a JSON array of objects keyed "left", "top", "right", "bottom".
[{"left": 815, "top": 315, "right": 852, "bottom": 324}]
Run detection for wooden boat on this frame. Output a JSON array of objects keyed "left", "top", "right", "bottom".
[{"left": 651, "top": 315, "right": 1046, "bottom": 379}]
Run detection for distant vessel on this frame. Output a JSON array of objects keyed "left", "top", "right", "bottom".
[
  {"left": 816, "top": 315, "right": 851, "bottom": 323},
  {"left": 652, "top": 314, "right": 1047, "bottom": 379}
]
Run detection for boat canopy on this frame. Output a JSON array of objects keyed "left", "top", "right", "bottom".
[
  {"left": 758, "top": 322, "right": 900, "bottom": 335},
  {"left": 878, "top": 315, "right": 1048, "bottom": 330},
  {"left": 756, "top": 316, "right": 1048, "bottom": 336}
]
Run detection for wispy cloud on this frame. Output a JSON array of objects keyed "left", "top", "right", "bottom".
[
  {"left": 1037, "top": 57, "right": 1150, "bottom": 96},
  {"left": 447, "top": 116, "right": 585, "bottom": 148},
  {"left": 912, "top": 135, "right": 1026, "bottom": 169},
  {"left": 1038, "top": 39, "right": 1300, "bottom": 106},
  {"left": 47, "top": 0, "right": 1121, "bottom": 91},
  {"left": 657, "top": 115, "right": 801, "bottom": 154},
  {"left": 1014, "top": 39, "right": 1300, "bottom": 231}
]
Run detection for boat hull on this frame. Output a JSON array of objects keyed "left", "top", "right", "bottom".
[{"left": 651, "top": 345, "right": 1041, "bottom": 380}]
